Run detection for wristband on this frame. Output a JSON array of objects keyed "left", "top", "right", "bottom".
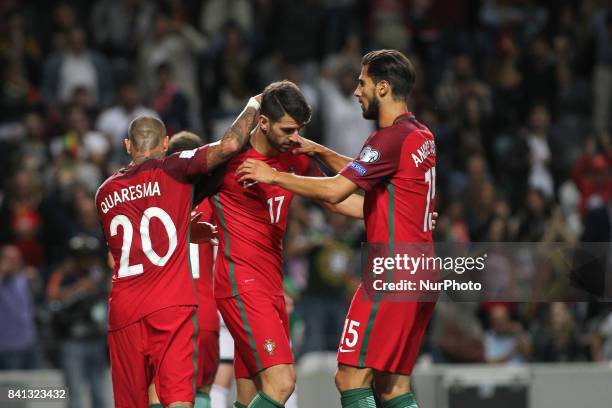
[{"left": 247, "top": 97, "right": 260, "bottom": 111}]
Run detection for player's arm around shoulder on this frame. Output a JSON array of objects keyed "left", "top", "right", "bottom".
[{"left": 205, "top": 95, "right": 261, "bottom": 171}]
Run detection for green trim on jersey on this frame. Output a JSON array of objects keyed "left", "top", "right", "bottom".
[
  {"left": 358, "top": 295, "right": 380, "bottom": 367},
  {"left": 191, "top": 313, "right": 199, "bottom": 395},
  {"left": 213, "top": 194, "right": 238, "bottom": 296},
  {"left": 358, "top": 183, "right": 395, "bottom": 367},
  {"left": 388, "top": 183, "right": 395, "bottom": 241},
  {"left": 187, "top": 186, "right": 199, "bottom": 395},
  {"left": 213, "top": 194, "right": 262, "bottom": 371},
  {"left": 235, "top": 293, "right": 263, "bottom": 371},
  {"left": 187, "top": 187, "right": 198, "bottom": 292}
]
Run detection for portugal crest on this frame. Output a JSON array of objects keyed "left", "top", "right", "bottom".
[{"left": 263, "top": 339, "right": 276, "bottom": 356}]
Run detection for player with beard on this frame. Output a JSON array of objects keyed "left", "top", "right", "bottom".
[
  {"left": 237, "top": 50, "right": 437, "bottom": 408},
  {"left": 211, "top": 80, "right": 364, "bottom": 408}
]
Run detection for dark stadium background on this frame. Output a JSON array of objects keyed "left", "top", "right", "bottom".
[{"left": 0, "top": 0, "right": 610, "bottom": 407}]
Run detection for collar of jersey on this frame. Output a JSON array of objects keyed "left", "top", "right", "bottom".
[
  {"left": 393, "top": 112, "right": 416, "bottom": 124},
  {"left": 246, "top": 145, "right": 283, "bottom": 161}
]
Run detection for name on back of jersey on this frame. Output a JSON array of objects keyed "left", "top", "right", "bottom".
[
  {"left": 411, "top": 139, "right": 436, "bottom": 168},
  {"left": 100, "top": 181, "right": 161, "bottom": 214}
]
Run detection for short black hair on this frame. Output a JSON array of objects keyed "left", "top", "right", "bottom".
[
  {"left": 260, "top": 80, "right": 312, "bottom": 125},
  {"left": 167, "top": 131, "right": 203, "bottom": 155},
  {"left": 362, "top": 49, "right": 416, "bottom": 100}
]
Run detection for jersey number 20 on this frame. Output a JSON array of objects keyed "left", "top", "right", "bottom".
[{"left": 110, "top": 207, "right": 177, "bottom": 278}]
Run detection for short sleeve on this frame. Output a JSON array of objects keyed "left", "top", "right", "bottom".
[
  {"left": 162, "top": 144, "right": 209, "bottom": 184},
  {"left": 339, "top": 130, "right": 401, "bottom": 191},
  {"left": 193, "top": 165, "right": 225, "bottom": 205}
]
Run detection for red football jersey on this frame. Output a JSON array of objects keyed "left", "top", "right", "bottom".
[
  {"left": 189, "top": 199, "right": 219, "bottom": 332},
  {"left": 212, "top": 147, "right": 318, "bottom": 298},
  {"left": 339, "top": 113, "right": 436, "bottom": 243},
  {"left": 96, "top": 146, "right": 211, "bottom": 331}
]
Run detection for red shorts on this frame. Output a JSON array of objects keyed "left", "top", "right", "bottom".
[
  {"left": 216, "top": 291, "right": 293, "bottom": 378},
  {"left": 337, "top": 284, "right": 435, "bottom": 375},
  {"left": 195, "top": 293, "right": 220, "bottom": 388},
  {"left": 197, "top": 295, "right": 220, "bottom": 332},
  {"left": 196, "top": 329, "right": 219, "bottom": 388},
  {"left": 108, "top": 306, "right": 198, "bottom": 408}
]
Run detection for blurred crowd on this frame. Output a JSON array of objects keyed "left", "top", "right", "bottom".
[{"left": 1, "top": 0, "right": 612, "bottom": 396}]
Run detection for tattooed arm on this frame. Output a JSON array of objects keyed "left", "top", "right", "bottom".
[{"left": 206, "top": 95, "right": 261, "bottom": 171}]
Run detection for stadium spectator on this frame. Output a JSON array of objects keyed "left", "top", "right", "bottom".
[
  {"left": 90, "top": 0, "right": 156, "bottom": 62},
  {"left": 531, "top": 302, "right": 588, "bottom": 362},
  {"left": 514, "top": 188, "right": 550, "bottom": 241},
  {"left": 0, "top": 11, "right": 42, "bottom": 89},
  {"left": 436, "top": 53, "right": 492, "bottom": 131},
  {"left": 484, "top": 304, "right": 531, "bottom": 364},
  {"left": 319, "top": 63, "right": 375, "bottom": 157},
  {"left": 213, "top": 22, "right": 255, "bottom": 114},
  {"left": 321, "top": 34, "right": 363, "bottom": 79},
  {"left": 288, "top": 207, "right": 361, "bottom": 355},
  {"left": 19, "top": 112, "right": 49, "bottom": 174},
  {"left": 520, "top": 36, "right": 558, "bottom": 115},
  {"left": 46, "top": 235, "right": 108, "bottom": 408},
  {"left": 70, "top": 189, "right": 107, "bottom": 259},
  {"left": 151, "top": 62, "right": 190, "bottom": 135},
  {"left": 490, "top": 34, "right": 522, "bottom": 134},
  {"left": 431, "top": 303, "right": 485, "bottom": 363},
  {"left": 525, "top": 104, "right": 554, "bottom": 198},
  {"left": 95, "top": 81, "right": 156, "bottom": 156},
  {"left": 597, "top": 308, "right": 612, "bottom": 361},
  {"left": 0, "top": 245, "right": 41, "bottom": 370},
  {"left": 51, "top": 2, "right": 79, "bottom": 38},
  {"left": 0, "top": 169, "right": 44, "bottom": 267},
  {"left": 572, "top": 133, "right": 612, "bottom": 217},
  {"left": 591, "top": 9, "right": 612, "bottom": 132},
  {"left": 368, "top": 0, "right": 411, "bottom": 51},
  {"left": 41, "top": 27, "right": 114, "bottom": 107},
  {"left": 49, "top": 106, "right": 106, "bottom": 194},
  {"left": 199, "top": 0, "right": 253, "bottom": 40},
  {"left": 138, "top": 11, "right": 207, "bottom": 131},
  {"left": 0, "top": 61, "right": 40, "bottom": 122}
]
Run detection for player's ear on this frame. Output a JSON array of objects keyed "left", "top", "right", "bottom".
[
  {"left": 377, "top": 80, "right": 390, "bottom": 98},
  {"left": 161, "top": 135, "right": 169, "bottom": 152},
  {"left": 124, "top": 138, "right": 132, "bottom": 155},
  {"left": 259, "top": 115, "right": 269, "bottom": 133}
]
